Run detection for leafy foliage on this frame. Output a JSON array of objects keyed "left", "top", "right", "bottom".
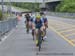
[
  {"left": 12, "top": 2, "right": 40, "bottom": 12},
  {"left": 0, "top": 10, "right": 2, "bottom": 20},
  {"left": 56, "top": 0, "right": 75, "bottom": 13}
]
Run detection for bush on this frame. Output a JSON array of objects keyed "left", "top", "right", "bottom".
[
  {"left": 35, "top": 8, "right": 40, "bottom": 12},
  {"left": 12, "top": 2, "right": 40, "bottom": 12},
  {"left": 0, "top": 10, "right": 2, "bottom": 20},
  {"left": 56, "top": 0, "right": 75, "bottom": 13}
]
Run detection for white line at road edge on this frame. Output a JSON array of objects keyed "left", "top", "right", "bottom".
[{"left": 0, "top": 29, "right": 15, "bottom": 44}]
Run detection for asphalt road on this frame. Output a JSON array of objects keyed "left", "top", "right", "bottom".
[{"left": 0, "top": 15, "right": 75, "bottom": 56}]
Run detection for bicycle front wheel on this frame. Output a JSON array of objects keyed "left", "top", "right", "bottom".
[{"left": 38, "top": 30, "right": 42, "bottom": 51}]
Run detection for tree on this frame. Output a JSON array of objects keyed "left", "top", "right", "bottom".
[
  {"left": 12, "top": 2, "right": 40, "bottom": 12},
  {"left": 0, "top": 10, "right": 2, "bottom": 20},
  {"left": 56, "top": 0, "right": 75, "bottom": 13}
]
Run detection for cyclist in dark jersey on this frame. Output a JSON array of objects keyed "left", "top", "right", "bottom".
[
  {"left": 32, "top": 15, "right": 45, "bottom": 45},
  {"left": 41, "top": 14, "right": 48, "bottom": 39},
  {"left": 25, "top": 13, "right": 31, "bottom": 22},
  {"left": 25, "top": 13, "right": 31, "bottom": 33}
]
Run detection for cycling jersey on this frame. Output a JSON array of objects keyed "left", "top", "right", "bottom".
[
  {"left": 33, "top": 19, "right": 44, "bottom": 29},
  {"left": 30, "top": 18, "right": 33, "bottom": 22},
  {"left": 30, "top": 14, "right": 35, "bottom": 22},
  {"left": 25, "top": 15, "right": 31, "bottom": 22},
  {"left": 43, "top": 18, "right": 48, "bottom": 23}
]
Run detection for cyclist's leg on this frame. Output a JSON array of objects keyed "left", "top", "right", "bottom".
[
  {"left": 44, "top": 26, "right": 46, "bottom": 35},
  {"left": 43, "top": 23, "right": 48, "bottom": 39},
  {"left": 45, "top": 22, "right": 48, "bottom": 35},
  {"left": 35, "top": 28, "right": 39, "bottom": 46},
  {"left": 32, "top": 24, "right": 35, "bottom": 40},
  {"left": 40, "top": 25, "right": 47, "bottom": 41},
  {"left": 40, "top": 26, "right": 43, "bottom": 41},
  {"left": 45, "top": 22, "right": 48, "bottom": 28},
  {"left": 26, "top": 21, "right": 30, "bottom": 33},
  {"left": 32, "top": 27, "right": 35, "bottom": 40},
  {"left": 26, "top": 21, "right": 28, "bottom": 29},
  {"left": 29, "top": 21, "right": 32, "bottom": 29},
  {"left": 32, "top": 29, "right": 35, "bottom": 40}
]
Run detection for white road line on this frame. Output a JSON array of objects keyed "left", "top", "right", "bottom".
[{"left": 0, "top": 29, "right": 15, "bottom": 44}]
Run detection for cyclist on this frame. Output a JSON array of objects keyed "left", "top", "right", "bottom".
[
  {"left": 42, "top": 14, "right": 48, "bottom": 39},
  {"left": 30, "top": 14, "right": 35, "bottom": 40},
  {"left": 25, "top": 13, "right": 31, "bottom": 22},
  {"left": 40, "top": 11, "right": 44, "bottom": 16},
  {"left": 25, "top": 13, "right": 31, "bottom": 33},
  {"left": 32, "top": 15, "right": 45, "bottom": 46},
  {"left": 30, "top": 14, "right": 35, "bottom": 26}
]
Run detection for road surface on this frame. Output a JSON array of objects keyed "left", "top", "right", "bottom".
[{"left": 0, "top": 15, "right": 75, "bottom": 56}]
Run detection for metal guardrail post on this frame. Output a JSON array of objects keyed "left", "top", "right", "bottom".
[{"left": 48, "top": 12, "right": 75, "bottom": 18}]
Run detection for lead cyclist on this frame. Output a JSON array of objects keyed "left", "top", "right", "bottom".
[{"left": 32, "top": 15, "right": 45, "bottom": 46}]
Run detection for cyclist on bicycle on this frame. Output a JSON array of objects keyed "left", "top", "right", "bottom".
[
  {"left": 25, "top": 13, "right": 31, "bottom": 22},
  {"left": 32, "top": 15, "right": 45, "bottom": 46},
  {"left": 30, "top": 14, "right": 36, "bottom": 39},
  {"left": 41, "top": 14, "right": 48, "bottom": 39},
  {"left": 25, "top": 13, "right": 31, "bottom": 33},
  {"left": 40, "top": 11, "right": 44, "bottom": 16}
]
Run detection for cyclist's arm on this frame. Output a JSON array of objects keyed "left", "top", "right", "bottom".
[
  {"left": 46, "top": 17, "right": 48, "bottom": 24},
  {"left": 41, "top": 18, "right": 44, "bottom": 26},
  {"left": 32, "top": 18, "right": 35, "bottom": 28},
  {"left": 45, "top": 17, "right": 48, "bottom": 28}
]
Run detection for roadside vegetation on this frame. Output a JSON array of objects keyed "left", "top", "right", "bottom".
[
  {"left": 12, "top": 2, "right": 40, "bottom": 12},
  {"left": 0, "top": 10, "right": 3, "bottom": 20},
  {"left": 56, "top": 0, "right": 75, "bottom": 13},
  {"left": 0, "top": 10, "right": 14, "bottom": 21},
  {"left": 0, "top": 2, "right": 40, "bottom": 20}
]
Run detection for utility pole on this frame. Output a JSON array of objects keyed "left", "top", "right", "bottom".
[
  {"left": 35, "top": 0, "right": 37, "bottom": 11},
  {"left": 35, "top": 0, "right": 37, "bottom": 16},
  {"left": 43, "top": 0, "right": 45, "bottom": 8},
  {"left": 7, "top": 0, "right": 12, "bottom": 16},
  {"left": 9, "top": 0, "right": 12, "bottom": 16}
]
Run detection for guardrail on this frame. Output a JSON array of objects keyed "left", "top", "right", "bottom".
[
  {"left": 0, "top": 17, "right": 17, "bottom": 37},
  {"left": 47, "top": 12, "right": 75, "bottom": 18}
]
